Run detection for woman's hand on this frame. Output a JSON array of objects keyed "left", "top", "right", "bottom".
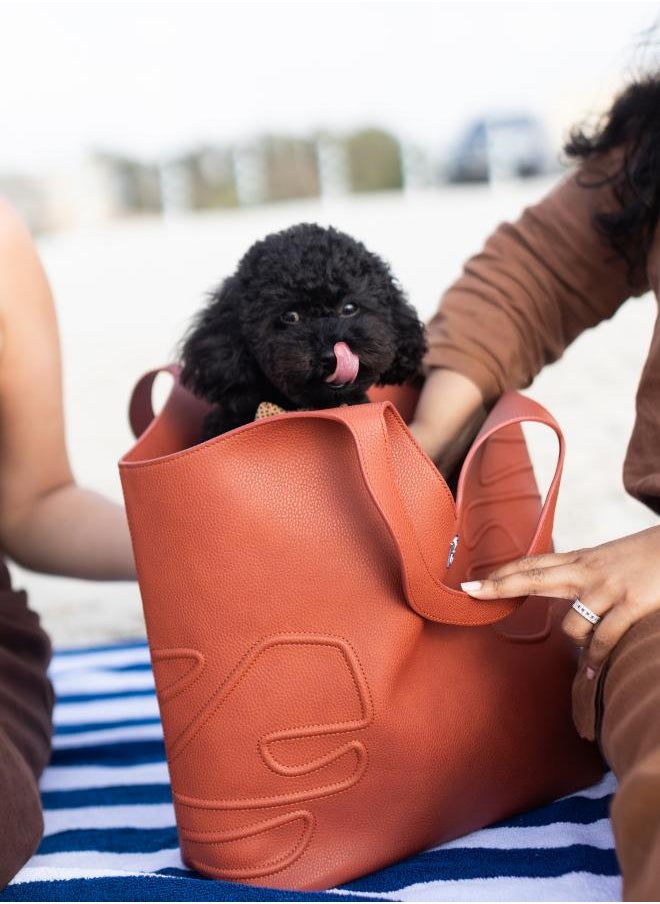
[{"left": 461, "top": 526, "right": 660, "bottom": 678}]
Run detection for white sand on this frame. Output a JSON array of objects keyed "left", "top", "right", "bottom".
[{"left": 15, "top": 177, "right": 657, "bottom": 647}]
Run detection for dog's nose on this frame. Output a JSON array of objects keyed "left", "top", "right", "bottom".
[{"left": 321, "top": 347, "right": 336, "bottom": 374}]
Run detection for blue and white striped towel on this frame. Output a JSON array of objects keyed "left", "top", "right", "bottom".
[{"left": 2, "top": 641, "right": 622, "bottom": 902}]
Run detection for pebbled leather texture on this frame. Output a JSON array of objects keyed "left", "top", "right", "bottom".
[{"left": 119, "top": 370, "right": 603, "bottom": 891}]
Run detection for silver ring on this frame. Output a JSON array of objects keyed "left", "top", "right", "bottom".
[{"left": 572, "top": 598, "right": 601, "bottom": 626}]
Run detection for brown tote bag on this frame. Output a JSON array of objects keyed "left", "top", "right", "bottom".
[{"left": 119, "top": 369, "right": 602, "bottom": 891}]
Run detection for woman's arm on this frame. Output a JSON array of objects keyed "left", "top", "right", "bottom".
[
  {"left": 422, "top": 152, "right": 645, "bottom": 409},
  {"left": 0, "top": 200, "right": 136, "bottom": 580},
  {"left": 410, "top": 152, "right": 647, "bottom": 470},
  {"left": 407, "top": 368, "right": 486, "bottom": 473}
]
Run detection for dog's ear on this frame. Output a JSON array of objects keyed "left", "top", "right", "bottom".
[
  {"left": 180, "top": 276, "right": 258, "bottom": 403},
  {"left": 377, "top": 292, "right": 428, "bottom": 386}
]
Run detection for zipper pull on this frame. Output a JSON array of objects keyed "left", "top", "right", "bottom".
[{"left": 446, "top": 534, "right": 459, "bottom": 568}]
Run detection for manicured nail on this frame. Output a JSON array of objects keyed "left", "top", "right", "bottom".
[
  {"left": 461, "top": 581, "right": 483, "bottom": 593},
  {"left": 586, "top": 667, "right": 596, "bottom": 680}
]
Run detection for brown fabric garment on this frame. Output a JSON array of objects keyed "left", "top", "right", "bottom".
[
  {"left": 0, "top": 560, "right": 54, "bottom": 889},
  {"left": 575, "top": 613, "right": 660, "bottom": 901},
  {"left": 424, "top": 156, "right": 659, "bottom": 513},
  {"left": 601, "top": 612, "right": 660, "bottom": 902},
  {"left": 425, "top": 154, "right": 660, "bottom": 900}
]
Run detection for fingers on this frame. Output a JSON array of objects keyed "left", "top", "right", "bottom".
[
  {"left": 485, "top": 552, "right": 578, "bottom": 580},
  {"left": 461, "top": 562, "right": 581, "bottom": 601}
]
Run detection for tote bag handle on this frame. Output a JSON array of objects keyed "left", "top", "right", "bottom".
[{"left": 129, "top": 365, "right": 182, "bottom": 438}]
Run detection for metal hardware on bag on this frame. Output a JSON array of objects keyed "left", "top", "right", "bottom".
[{"left": 446, "top": 535, "right": 459, "bottom": 568}]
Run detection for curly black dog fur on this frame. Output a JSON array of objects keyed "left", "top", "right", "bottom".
[{"left": 180, "top": 223, "right": 427, "bottom": 439}]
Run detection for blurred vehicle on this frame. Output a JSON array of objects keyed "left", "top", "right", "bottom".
[{"left": 445, "top": 114, "right": 550, "bottom": 183}]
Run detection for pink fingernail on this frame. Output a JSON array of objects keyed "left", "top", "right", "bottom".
[
  {"left": 586, "top": 667, "right": 596, "bottom": 680},
  {"left": 461, "top": 581, "right": 483, "bottom": 593}
]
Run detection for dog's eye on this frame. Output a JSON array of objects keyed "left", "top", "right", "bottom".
[
  {"left": 280, "top": 311, "right": 300, "bottom": 324},
  {"left": 340, "top": 302, "right": 359, "bottom": 317}
]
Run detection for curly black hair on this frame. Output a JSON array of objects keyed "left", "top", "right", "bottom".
[{"left": 564, "top": 71, "right": 660, "bottom": 286}]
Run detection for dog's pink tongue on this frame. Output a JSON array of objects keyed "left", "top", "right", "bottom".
[{"left": 326, "top": 341, "right": 360, "bottom": 384}]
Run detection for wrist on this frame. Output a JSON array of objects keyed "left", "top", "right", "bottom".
[{"left": 410, "top": 368, "right": 487, "bottom": 472}]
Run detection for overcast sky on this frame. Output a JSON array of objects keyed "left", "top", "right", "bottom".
[{"left": 0, "top": 0, "right": 657, "bottom": 173}]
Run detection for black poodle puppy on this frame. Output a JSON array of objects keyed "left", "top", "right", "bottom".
[{"left": 180, "top": 223, "right": 427, "bottom": 439}]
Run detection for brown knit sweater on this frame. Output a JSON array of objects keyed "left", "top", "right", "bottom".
[{"left": 424, "top": 157, "right": 660, "bottom": 514}]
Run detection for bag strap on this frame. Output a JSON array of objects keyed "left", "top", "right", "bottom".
[
  {"left": 129, "top": 365, "right": 181, "bottom": 439},
  {"left": 297, "top": 393, "right": 564, "bottom": 627},
  {"left": 456, "top": 392, "right": 564, "bottom": 560}
]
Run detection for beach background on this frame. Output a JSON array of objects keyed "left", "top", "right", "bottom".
[{"left": 1, "top": 0, "right": 658, "bottom": 646}]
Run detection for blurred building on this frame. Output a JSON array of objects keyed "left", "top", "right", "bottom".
[
  {"left": 316, "top": 133, "right": 350, "bottom": 198},
  {"left": 233, "top": 134, "right": 322, "bottom": 206},
  {"left": 444, "top": 114, "right": 552, "bottom": 183},
  {"left": 0, "top": 115, "right": 561, "bottom": 234},
  {"left": 345, "top": 128, "right": 403, "bottom": 193},
  {"left": 32, "top": 153, "right": 163, "bottom": 230},
  {"left": 84, "top": 151, "right": 162, "bottom": 217},
  {"left": 160, "top": 147, "right": 238, "bottom": 214},
  {"left": 0, "top": 174, "right": 51, "bottom": 233},
  {"left": 261, "top": 135, "right": 320, "bottom": 202},
  {"left": 230, "top": 143, "right": 266, "bottom": 207},
  {"left": 400, "top": 141, "right": 434, "bottom": 192}
]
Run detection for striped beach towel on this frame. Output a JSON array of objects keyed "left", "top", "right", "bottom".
[{"left": 2, "top": 641, "right": 621, "bottom": 902}]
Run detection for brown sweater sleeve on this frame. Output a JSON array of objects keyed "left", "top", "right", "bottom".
[{"left": 424, "top": 158, "right": 650, "bottom": 403}]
